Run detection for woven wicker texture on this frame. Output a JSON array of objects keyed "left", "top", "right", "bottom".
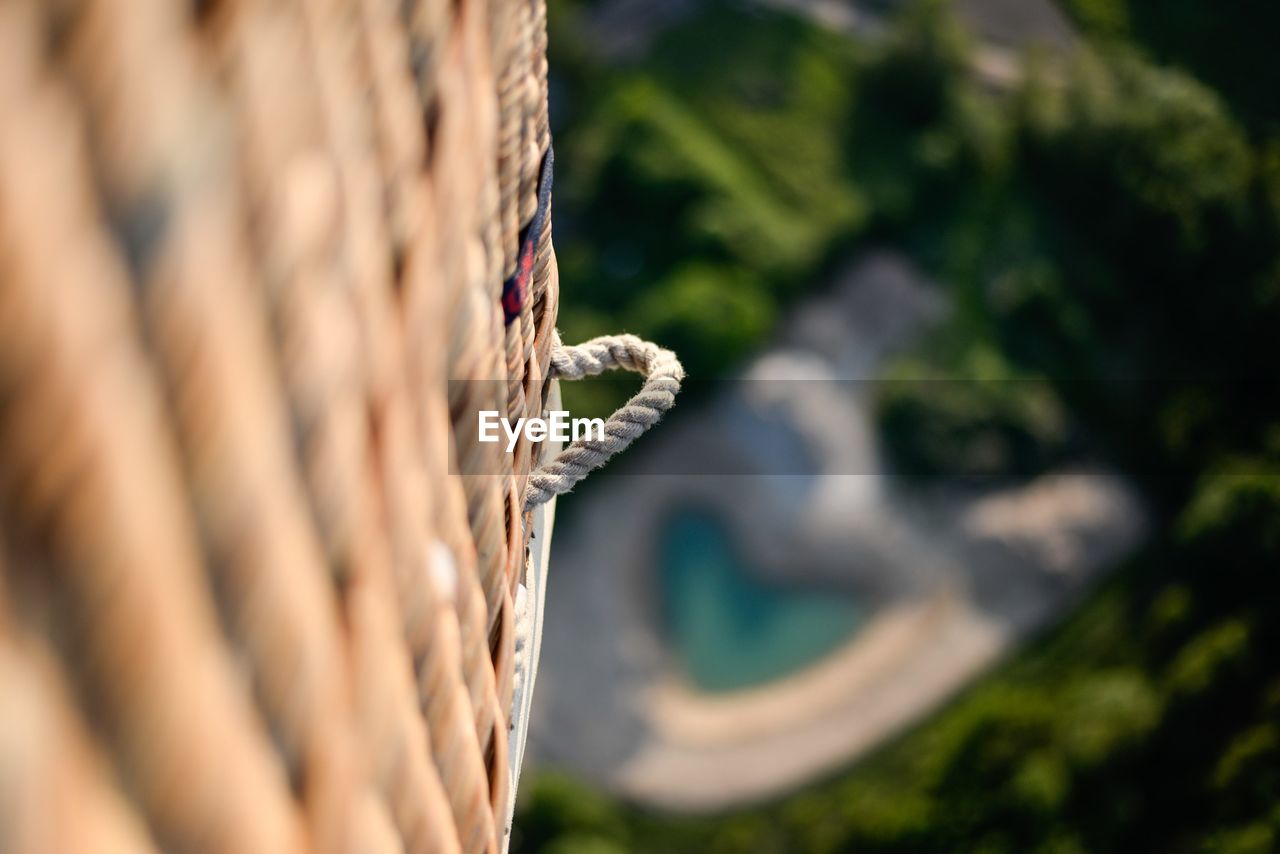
[{"left": 0, "top": 0, "right": 556, "bottom": 851}]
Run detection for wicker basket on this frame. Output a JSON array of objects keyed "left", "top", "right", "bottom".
[{"left": 0, "top": 0, "right": 557, "bottom": 851}]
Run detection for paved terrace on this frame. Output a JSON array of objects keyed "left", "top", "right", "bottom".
[{"left": 526, "top": 253, "right": 1144, "bottom": 809}]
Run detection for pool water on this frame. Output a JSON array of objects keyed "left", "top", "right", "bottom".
[{"left": 659, "top": 510, "right": 864, "bottom": 693}]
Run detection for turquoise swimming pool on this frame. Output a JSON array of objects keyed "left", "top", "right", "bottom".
[{"left": 659, "top": 510, "right": 864, "bottom": 693}]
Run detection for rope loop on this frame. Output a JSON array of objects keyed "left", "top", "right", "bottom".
[{"left": 524, "top": 334, "right": 683, "bottom": 510}]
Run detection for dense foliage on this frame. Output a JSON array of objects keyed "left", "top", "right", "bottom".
[{"left": 518, "top": 1, "right": 1280, "bottom": 850}]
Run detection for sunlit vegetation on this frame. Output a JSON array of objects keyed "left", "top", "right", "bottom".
[{"left": 518, "top": 0, "right": 1280, "bottom": 850}]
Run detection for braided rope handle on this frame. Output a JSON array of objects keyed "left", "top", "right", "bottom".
[{"left": 524, "top": 334, "right": 684, "bottom": 510}]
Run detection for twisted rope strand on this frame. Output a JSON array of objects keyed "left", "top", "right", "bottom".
[{"left": 524, "top": 334, "right": 683, "bottom": 510}]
